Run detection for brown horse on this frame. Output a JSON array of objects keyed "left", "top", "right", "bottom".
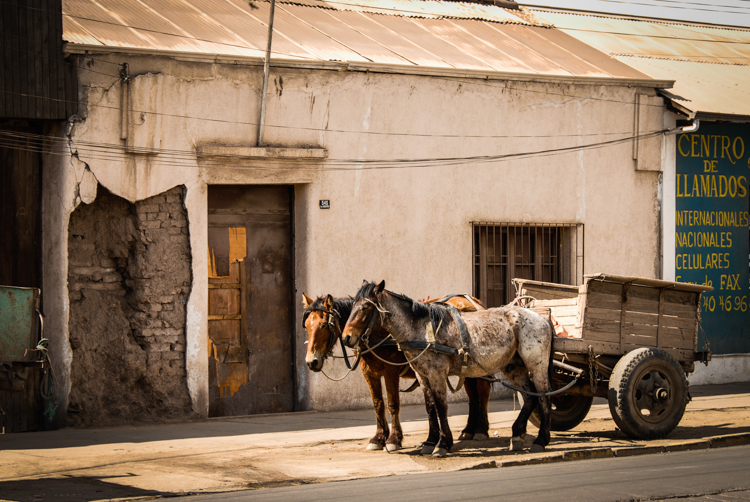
[{"left": 303, "top": 293, "right": 491, "bottom": 453}]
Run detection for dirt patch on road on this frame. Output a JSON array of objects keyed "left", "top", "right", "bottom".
[{"left": 165, "top": 407, "right": 750, "bottom": 490}]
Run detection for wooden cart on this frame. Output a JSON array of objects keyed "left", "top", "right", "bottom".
[{"left": 513, "top": 274, "right": 712, "bottom": 440}]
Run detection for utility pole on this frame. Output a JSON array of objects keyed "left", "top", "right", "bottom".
[{"left": 257, "top": 0, "right": 276, "bottom": 147}]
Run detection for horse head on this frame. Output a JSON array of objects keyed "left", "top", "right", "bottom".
[
  {"left": 342, "top": 280, "right": 386, "bottom": 348},
  {"left": 302, "top": 293, "right": 339, "bottom": 372}
]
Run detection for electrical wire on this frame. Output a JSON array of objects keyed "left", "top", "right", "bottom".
[
  {"left": 550, "top": 0, "right": 750, "bottom": 17},
  {"left": 0, "top": 128, "right": 667, "bottom": 171},
  {"left": 2, "top": 85, "right": 667, "bottom": 142}
]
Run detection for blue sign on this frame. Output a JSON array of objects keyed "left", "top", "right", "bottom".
[{"left": 675, "top": 122, "right": 750, "bottom": 354}]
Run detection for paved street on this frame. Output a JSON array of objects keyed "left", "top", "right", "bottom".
[
  {"left": 180, "top": 445, "right": 750, "bottom": 502},
  {"left": 1, "top": 383, "right": 749, "bottom": 502}
]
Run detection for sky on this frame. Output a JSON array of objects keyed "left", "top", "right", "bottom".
[{"left": 524, "top": 0, "right": 750, "bottom": 28}]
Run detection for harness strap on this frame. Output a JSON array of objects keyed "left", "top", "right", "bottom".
[
  {"left": 338, "top": 333, "right": 361, "bottom": 371},
  {"left": 400, "top": 379, "right": 420, "bottom": 393},
  {"left": 398, "top": 340, "right": 458, "bottom": 356},
  {"left": 446, "top": 305, "right": 471, "bottom": 372}
]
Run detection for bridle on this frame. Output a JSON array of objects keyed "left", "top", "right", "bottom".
[
  {"left": 302, "top": 305, "right": 340, "bottom": 358},
  {"left": 303, "top": 305, "right": 362, "bottom": 371}
]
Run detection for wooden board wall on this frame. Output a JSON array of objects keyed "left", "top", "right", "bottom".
[
  {"left": 1, "top": 0, "right": 77, "bottom": 119},
  {"left": 579, "top": 280, "right": 699, "bottom": 361}
]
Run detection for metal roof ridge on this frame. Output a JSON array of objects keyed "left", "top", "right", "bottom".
[
  {"left": 268, "top": 0, "right": 544, "bottom": 25},
  {"left": 64, "top": 42, "right": 675, "bottom": 88},
  {"left": 614, "top": 54, "right": 750, "bottom": 67},
  {"left": 528, "top": 6, "right": 750, "bottom": 33}
]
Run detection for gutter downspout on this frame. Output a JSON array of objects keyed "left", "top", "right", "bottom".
[
  {"left": 660, "top": 117, "right": 699, "bottom": 280},
  {"left": 665, "top": 119, "right": 700, "bottom": 136},
  {"left": 257, "top": 0, "right": 276, "bottom": 147}
]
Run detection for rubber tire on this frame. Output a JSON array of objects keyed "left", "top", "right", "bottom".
[
  {"left": 608, "top": 347, "right": 689, "bottom": 440},
  {"left": 529, "top": 394, "right": 594, "bottom": 431}
]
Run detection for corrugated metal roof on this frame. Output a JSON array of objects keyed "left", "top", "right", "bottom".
[
  {"left": 533, "top": 9, "right": 750, "bottom": 120},
  {"left": 62, "top": 0, "right": 658, "bottom": 83}
]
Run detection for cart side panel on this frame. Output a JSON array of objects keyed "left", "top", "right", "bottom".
[
  {"left": 582, "top": 279, "right": 701, "bottom": 363},
  {"left": 518, "top": 282, "right": 581, "bottom": 338},
  {"left": 518, "top": 283, "right": 578, "bottom": 301}
]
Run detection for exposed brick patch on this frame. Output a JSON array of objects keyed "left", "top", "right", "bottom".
[{"left": 67, "top": 186, "right": 193, "bottom": 427}]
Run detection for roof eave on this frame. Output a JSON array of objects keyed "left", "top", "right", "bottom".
[
  {"left": 65, "top": 43, "right": 675, "bottom": 88},
  {"left": 658, "top": 91, "right": 750, "bottom": 123},
  {"left": 693, "top": 111, "right": 750, "bottom": 124}
]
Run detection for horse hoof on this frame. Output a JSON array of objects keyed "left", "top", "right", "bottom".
[
  {"left": 510, "top": 437, "right": 525, "bottom": 451},
  {"left": 366, "top": 443, "right": 385, "bottom": 451},
  {"left": 385, "top": 443, "right": 401, "bottom": 452},
  {"left": 529, "top": 444, "right": 545, "bottom": 453},
  {"left": 431, "top": 447, "right": 448, "bottom": 458},
  {"left": 472, "top": 433, "right": 489, "bottom": 441},
  {"left": 458, "top": 432, "right": 474, "bottom": 440},
  {"left": 420, "top": 443, "right": 436, "bottom": 456}
]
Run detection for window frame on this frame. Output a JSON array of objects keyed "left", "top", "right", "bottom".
[{"left": 472, "top": 222, "right": 584, "bottom": 307}]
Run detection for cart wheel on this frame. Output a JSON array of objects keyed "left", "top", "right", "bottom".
[
  {"left": 521, "top": 393, "right": 594, "bottom": 431},
  {"left": 608, "top": 347, "right": 688, "bottom": 440}
]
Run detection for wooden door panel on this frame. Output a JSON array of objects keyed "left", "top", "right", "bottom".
[{"left": 207, "top": 186, "right": 293, "bottom": 417}]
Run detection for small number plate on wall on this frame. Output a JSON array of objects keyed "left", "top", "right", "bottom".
[{"left": 319, "top": 200, "right": 330, "bottom": 209}]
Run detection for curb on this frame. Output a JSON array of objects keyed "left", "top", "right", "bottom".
[{"left": 490, "top": 432, "right": 750, "bottom": 469}]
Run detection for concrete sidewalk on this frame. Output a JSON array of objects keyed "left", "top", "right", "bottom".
[{"left": 1, "top": 383, "right": 750, "bottom": 502}]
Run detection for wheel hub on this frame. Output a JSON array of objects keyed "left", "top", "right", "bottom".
[
  {"left": 634, "top": 370, "right": 672, "bottom": 421},
  {"left": 654, "top": 388, "right": 669, "bottom": 401}
]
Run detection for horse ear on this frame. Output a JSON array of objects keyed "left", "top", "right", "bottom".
[
  {"left": 324, "top": 294, "right": 334, "bottom": 310},
  {"left": 302, "top": 293, "right": 313, "bottom": 308},
  {"left": 375, "top": 280, "right": 385, "bottom": 294}
]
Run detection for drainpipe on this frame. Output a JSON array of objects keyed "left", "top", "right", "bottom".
[
  {"left": 257, "top": 0, "right": 276, "bottom": 147},
  {"left": 665, "top": 119, "right": 700, "bottom": 135},
  {"left": 659, "top": 117, "right": 699, "bottom": 280}
]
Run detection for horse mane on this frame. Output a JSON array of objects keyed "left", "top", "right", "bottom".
[
  {"left": 356, "top": 281, "right": 452, "bottom": 330},
  {"left": 304, "top": 295, "right": 354, "bottom": 324}
]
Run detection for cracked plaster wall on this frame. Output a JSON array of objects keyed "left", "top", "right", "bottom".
[
  {"left": 66, "top": 186, "right": 192, "bottom": 426},
  {"left": 44, "top": 52, "right": 693, "bottom": 419}
]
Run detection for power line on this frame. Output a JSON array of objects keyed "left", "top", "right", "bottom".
[
  {"left": 650, "top": 0, "right": 750, "bottom": 12},
  {"left": 538, "top": 0, "right": 750, "bottom": 17},
  {"left": 0, "top": 128, "right": 666, "bottom": 171},
  {"left": 1, "top": 86, "right": 666, "bottom": 141}
]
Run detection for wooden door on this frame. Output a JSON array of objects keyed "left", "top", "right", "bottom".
[
  {"left": 1, "top": 125, "right": 42, "bottom": 288},
  {"left": 207, "top": 186, "right": 294, "bottom": 416}
]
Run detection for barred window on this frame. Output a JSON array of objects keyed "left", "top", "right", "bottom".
[{"left": 472, "top": 223, "right": 584, "bottom": 308}]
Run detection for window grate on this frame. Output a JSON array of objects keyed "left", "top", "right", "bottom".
[{"left": 472, "top": 222, "right": 584, "bottom": 308}]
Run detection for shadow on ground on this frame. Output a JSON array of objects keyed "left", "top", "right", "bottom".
[{"left": 0, "top": 475, "right": 170, "bottom": 502}]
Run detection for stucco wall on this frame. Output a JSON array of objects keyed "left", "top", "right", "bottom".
[{"left": 47, "top": 53, "right": 670, "bottom": 417}]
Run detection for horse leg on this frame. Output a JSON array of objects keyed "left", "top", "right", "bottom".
[
  {"left": 363, "top": 369, "right": 388, "bottom": 451},
  {"left": 383, "top": 370, "right": 403, "bottom": 452},
  {"left": 505, "top": 365, "right": 538, "bottom": 452},
  {"left": 528, "top": 368, "right": 552, "bottom": 453},
  {"left": 422, "top": 375, "right": 453, "bottom": 458},
  {"left": 419, "top": 377, "right": 441, "bottom": 456},
  {"left": 459, "top": 378, "right": 478, "bottom": 440},
  {"left": 474, "top": 377, "right": 491, "bottom": 440},
  {"left": 461, "top": 378, "right": 491, "bottom": 440}
]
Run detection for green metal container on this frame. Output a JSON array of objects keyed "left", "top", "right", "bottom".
[{"left": 0, "top": 286, "right": 41, "bottom": 362}]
